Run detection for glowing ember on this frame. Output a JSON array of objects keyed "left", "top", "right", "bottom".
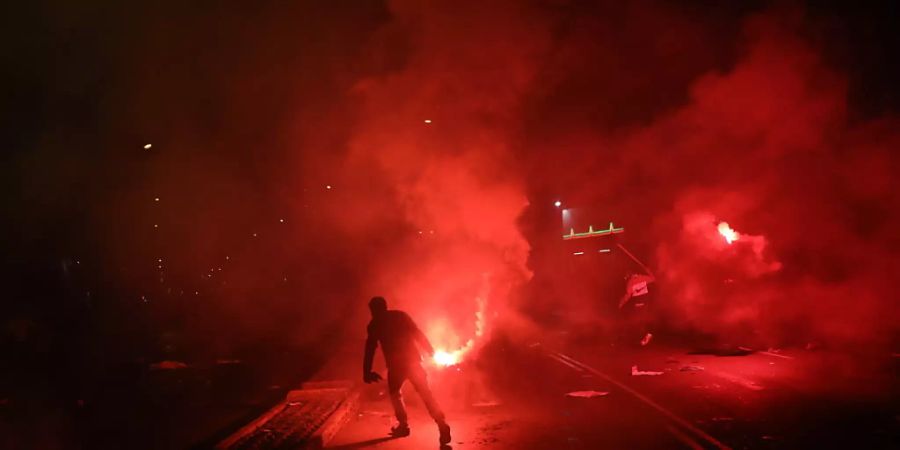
[
  {"left": 718, "top": 221, "right": 740, "bottom": 244},
  {"left": 433, "top": 350, "right": 458, "bottom": 367}
]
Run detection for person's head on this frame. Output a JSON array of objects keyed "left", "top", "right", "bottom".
[{"left": 368, "top": 296, "right": 388, "bottom": 317}]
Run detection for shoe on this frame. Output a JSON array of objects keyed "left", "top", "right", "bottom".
[
  {"left": 390, "top": 423, "right": 410, "bottom": 437},
  {"left": 438, "top": 422, "right": 451, "bottom": 445}
]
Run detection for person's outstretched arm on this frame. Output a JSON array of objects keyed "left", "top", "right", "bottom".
[
  {"left": 408, "top": 314, "right": 435, "bottom": 356},
  {"left": 363, "top": 323, "right": 382, "bottom": 383}
]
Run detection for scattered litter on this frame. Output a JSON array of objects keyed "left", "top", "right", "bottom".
[
  {"left": 631, "top": 365, "right": 664, "bottom": 376},
  {"left": 680, "top": 365, "right": 705, "bottom": 372},
  {"left": 149, "top": 360, "right": 188, "bottom": 370},
  {"left": 641, "top": 333, "right": 653, "bottom": 346},
  {"left": 565, "top": 390, "right": 609, "bottom": 398},
  {"left": 688, "top": 347, "right": 753, "bottom": 357},
  {"left": 471, "top": 401, "right": 502, "bottom": 407}
]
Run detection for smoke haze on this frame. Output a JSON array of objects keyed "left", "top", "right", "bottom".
[{"left": 3, "top": 0, "right": 898, "bottom": 371}]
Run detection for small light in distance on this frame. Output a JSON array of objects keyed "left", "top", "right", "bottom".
[
  {"left": 144, "top": 144, "right": 152, "bottom": 149},
  {"left": 424, "top": 119, "right": 432, "bottom": 124},
  {"left": 554, "top": 200, "right": 561, "bottom": 207},
  {"left": 573, "top": 251, "right": 584, "bottom": 256},
  {"left": 326, "top": 185, "right": 332, "bottom": 190},
  {"left": 598, "top": 248, "right": 611, "bottom": 253},
  {"left": 433, "top": 350, "right": 458, "bottom": 367}
]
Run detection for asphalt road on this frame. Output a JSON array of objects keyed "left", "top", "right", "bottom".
[{"left": 327, "top": 337, "right": 898, "bottom": 449}]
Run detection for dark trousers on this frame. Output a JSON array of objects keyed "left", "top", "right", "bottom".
[{"left": 387, "top": 363, "right": 445, "bottom": 425}]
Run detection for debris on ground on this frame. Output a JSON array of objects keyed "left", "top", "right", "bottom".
[
  {"left": 565, "top": 390, "right": 609, "bottom": 398},
  {"left": 680, "top": 365, "right": 705, "bottom": 372},
  {"left": 688, "top": 346, "right": 753, "bottom": 357},
  {"left": 472, "top": 400, "right": 502, "bottom": 407},
  {"left": 149, "top": 360, "right": 188, "bottom": 370},
  {"left": 631, "top": 365, "right": 664, "bottom": 376},
  {"left": 641, "top": 333, "right": 653, "bottom": 346}
]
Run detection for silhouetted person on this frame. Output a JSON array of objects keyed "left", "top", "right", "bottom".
[{"left": 363, "top": 296, "right": 451, "bottom": 445}]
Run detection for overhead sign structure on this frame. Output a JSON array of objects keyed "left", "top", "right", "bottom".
[{"left": 562, "top": 222, "right": 624, "bottom": 240}]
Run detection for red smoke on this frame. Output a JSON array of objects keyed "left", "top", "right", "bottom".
[
  {"left": 559, "top": 11, "right": 899, "bottom": 350},
  {"left": 110, "top": 2, "right": 898, "bottom": 359},
  {"left": 316, "top": 5, "right": 899, "bottom": 354},
  {"left": 304, "top": 1, "right": 548, "bottom": 362}
]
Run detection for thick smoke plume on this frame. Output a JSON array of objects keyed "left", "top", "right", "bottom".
[
  {"left": 6, "top": 2, "right": 897, "bottom": 375},
  {"left": 303, "top": 0, "right": 547, "bottom": 358},
  {"left": 532, "top": 10, "right": 898, "bottom": 350}
]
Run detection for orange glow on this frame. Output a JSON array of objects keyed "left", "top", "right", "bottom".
[
  {"left": 426, "top": 294, "right": 487, "bottom": 369},
  {"left": 432, "top": 350, "right": 459, "bottom": 367},
  {"left": 717, "top": 221, "right": 740, "bottom": 244}
]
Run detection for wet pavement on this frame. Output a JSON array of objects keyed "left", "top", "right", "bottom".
[{"left": 320, "top": 338, "right": 898, "bottom": 449}]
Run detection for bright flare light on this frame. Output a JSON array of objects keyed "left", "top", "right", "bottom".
[
  {"left": 433, "top": 350, "right": 458, "bottom": 367},
  {"left": 717, "top": 221, "right": 740, "bottom": 244}
]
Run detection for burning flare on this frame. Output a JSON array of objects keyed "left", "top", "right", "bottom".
[
  {"left": 429, "top": 295, "right": 487, "bottom": 368},
  {"left": 432, "top": 350, "right": 460, "bottom": 367},
  {"left": 717, "top": 221, "right": 740, "bottom": 244}
]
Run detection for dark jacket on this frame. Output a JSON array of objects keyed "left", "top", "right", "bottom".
[{"left": 364, "top": 310, "right": 433, "bottom": 374}]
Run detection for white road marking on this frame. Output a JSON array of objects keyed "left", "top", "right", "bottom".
[
  {"left": 759, "top": 350, "right": 794, "bottom": 360},
  {"left": 552, "top": 352, "right": 733, "bottom": 450},
  {"left": 666, "top": 424, "right": 705, "bottom": 450},
  {"left": 548, "top": 353, "right": 584, "bottom": 372},
  {"left": 705, "top": 370, "right": 764, "bottom": 391}
]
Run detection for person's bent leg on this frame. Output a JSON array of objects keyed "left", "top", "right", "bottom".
[
  {"left": 387, "top": 369, "right": 409, "bottom": 430},
  {"left": 407, "top": 365, "right": 446, "bottom": 424},
  {"left": 408, "top": 365, "right": 451, "bottom": 444}
]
